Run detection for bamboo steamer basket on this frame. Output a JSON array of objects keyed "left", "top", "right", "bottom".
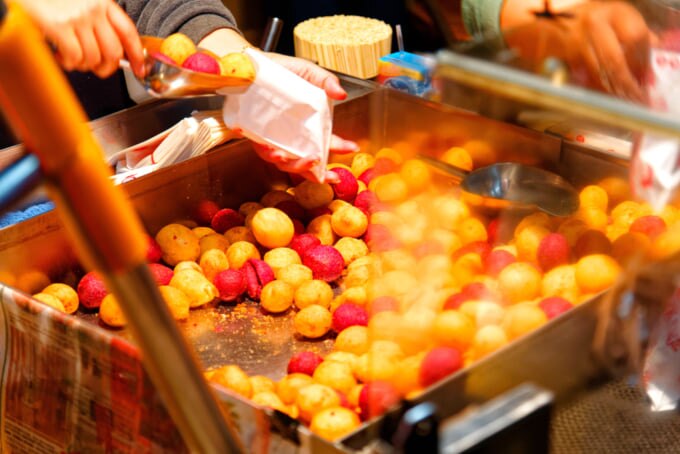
[{"left": 294, "top": 15, "right": 392, "bottom": 79}]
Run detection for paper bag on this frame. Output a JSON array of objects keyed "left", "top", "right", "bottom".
[{"left": 218, "top": 48, "right": 333, "bottom": 182}]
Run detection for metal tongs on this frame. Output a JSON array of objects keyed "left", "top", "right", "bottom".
[{"left": 419, "top": 154, "right": 579, "bottom": 216}]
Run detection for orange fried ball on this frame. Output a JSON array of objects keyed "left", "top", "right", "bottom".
[
  {"left": 294, "top": 305, "right": 332, "bottom": 338},
  {"left": 371, "top": 174, "right": 409, "bottom": 203},
  {"left": 498, "top": 262, "right": 542, "bottom": 303},
  {"left": 441, "top": 146, "right": 473, "bottom": 171},
  {"left": 433, "top": 310, "right": 475, "bottom": 351},
  {"left": 399, "top": 158, "right": 432, "bottom": 193},
  {"left": 579, "top": 185, "right": 608, "bottom": 212},
  {"left": 574, "top": 254, "right": 621, "bottom": 294},
  {"left": 251, "top": 208, "right": 295, "bottom": 248},
  {"left": 502, "top": 304, "right": 547, "bottom": 340}
]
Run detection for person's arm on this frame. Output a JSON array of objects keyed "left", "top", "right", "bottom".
[{"left": 16, "top": 0, "right": 145, "bottom": 77}]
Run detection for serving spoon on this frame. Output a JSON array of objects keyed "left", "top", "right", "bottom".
[{"left": 418, "top": 154, "right": 579, "bottom": 216}]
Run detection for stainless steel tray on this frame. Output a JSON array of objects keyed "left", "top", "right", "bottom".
[{"left": 0, "top": 87, "right": 630, "bottom": 451}]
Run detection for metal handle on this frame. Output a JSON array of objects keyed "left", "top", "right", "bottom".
[
  {"left": 417, "top": 153, "right": 470, "bottom": 180},
  {"left": 260, "top": 17, "right": 283, "bottom": 52}
]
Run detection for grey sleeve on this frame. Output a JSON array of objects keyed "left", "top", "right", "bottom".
[
  {"left": 461, "top": 0, "right": 505, "bottom": 37},
  {"left": 119, "top": 0, "right": 240, "bottom": 44}
]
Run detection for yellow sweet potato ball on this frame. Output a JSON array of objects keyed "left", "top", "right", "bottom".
[
  {"left": 169, "top": 269, "right": 218, "bottom": 308},
  {"left": 250, "top": 375, "right": 276, "bottom": 395},
  {"left": 541, "top": 265, "right": 579, "bottom": 302},
  {"left": 294, "top": 279, "right": 334, "bottom": 309},
  {"left": 334, "top": 325, "right": 369, "bottom": 355},
  {"left": 351, "top": 152, "right": 376, "bottom": 178},
  {"left": 307, "top": 214, "right": 337, "bottom": 246},
  {"left": 42, "top": 283, "right": 79, "bottom": 314},
  {"left": 251, "top": 208, "right": 295, "bottom": 249},
  {"left": 155, "top": 223, "right": 201, "bottom": 266},
  {"left": 260, "top": 189, "right": 294, "bottom": 207},
  {"left": 209, "top": 364, "right": 252, "bottom": 399},
  {"left": 158, "top": 285, "right": 190, "bottom": 320},
  {"left": 224, "top": 226, "right": 257, "bottom": 245},
  {"left": 199, "top": 233, "right": 230, "bottom": 254},
  {"left": 99, "top": 294, "right": 126, "bottom": 327},
  {"left": 294, "top": 305, "right": 332, "bottom": 338},
  {"left": 275, "top": 264, "right": 314, "bottom": 290},
  {"left": 160, "top": 33, "right": 196, "bottom": 65},
  {"left": 33, "top": 292, "right": 66, "bottom": 313},
  {"left": 295, "top": 383, "right": 341, "bottom": 422},
  {"left": 331, "top": 206, "right": 369, "bottom": 238},
  {"left": 276, "top": 373, "right": 314, "bottom": 405},
  {"left": 174, "top": 261, "right": 203, "bottom": 274},
  {"left": 312, "top": 361, "right": 357, "bottom": 395},
  {"left": 310, "top": 407, "right": 361, "bottom": 441},
  {"left": 251, "top": 391, "right": 287, "bottom": 412},
  {"left": 260, "top": 280, "right": 295, "bottom": 313},
  {"left": 334, "top": 237, "right": 369, "bottom": 266},
  {"left": 192, "top": 226, "right": 217, "bottom": 239},
  {"left": 226, "top": 241, "right": 261, "bottom": 269},
  {"left": 471, "top": 325, "right": 509, "bottom": 359},
  {"left": 294, "top": 181, "right": 335, "bottom": 210},
  {"left": 199, "top": 249, "right": 229, "bottom": 282},
  {"left": 263, "top": 247, "right": 301, "bottom": 273}
]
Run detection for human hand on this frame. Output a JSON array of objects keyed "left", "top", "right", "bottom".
[
  {"left": 504, "top": 1, "right": 654, "bottom": 102},
  {"left": 252, "top": 135, "right": 358, "bottom": 183},
  {"left": 265, "top": 52, "right": 348, "bottom": 101},
  {"left": 18, "top": 0, "right": 145, "bottom": 78},
  {"left": 253, "top": 53, "right": 357, "bottom": 181}
]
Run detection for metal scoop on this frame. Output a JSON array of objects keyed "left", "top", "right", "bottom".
[
  {"left": 419, "top": 154, "right": 579, "bottom": 216},
  {"left": 120, "top": 36, "right": 253, "bottom": 98}
]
